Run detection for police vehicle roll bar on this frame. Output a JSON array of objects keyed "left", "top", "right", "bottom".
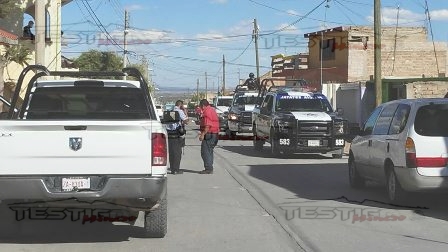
[{"left": 8, "top": 65, "right": 154, "bottom": 119}]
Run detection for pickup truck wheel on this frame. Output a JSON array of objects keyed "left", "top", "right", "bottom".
[
  {"left": 270, "top": 129, "right": 280, "bottom": 156},
  {"left": 226, "top": 129, "right": 237, "bottom": 139},
  {"left": 143, "top": 198, "right": 167, "bottom": 238},
  {"left": 348, "top": 158, "right": 365, "bottom": 189},
  {"left": 253, "top": 129, "right": 264, "bottom": 151}
]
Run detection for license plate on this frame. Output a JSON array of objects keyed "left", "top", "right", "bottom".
[
  {"left": 62, "top": 177, "right": 90, "bottom": 191},
  {"left": 308, "top": 140, "right": 320, "bottom": 147}
]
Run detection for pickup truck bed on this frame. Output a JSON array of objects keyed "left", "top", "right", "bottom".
[{"left": 0, "top": 66, "right": 169, "bottom": 238}]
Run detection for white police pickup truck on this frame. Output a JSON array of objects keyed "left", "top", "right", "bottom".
[
  {"left": 253, "top": 87, "right": 347, "bottom": 158},
  {"left": 0, "top": 66, "right": 168, "bottom": 238}
]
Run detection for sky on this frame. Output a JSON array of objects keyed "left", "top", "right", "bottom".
[{"left": 58, "top": 0, "right": 448, "bottom": 91}]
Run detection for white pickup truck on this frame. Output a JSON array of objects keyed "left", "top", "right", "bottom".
[{"left": 0, "top": 66, "right": 168, "bottom": 238}]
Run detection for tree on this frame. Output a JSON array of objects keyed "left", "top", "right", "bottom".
[
  {"left": 191, "top": 92, "right": 205, "bottom": 103},
  {"left": 73, "top": 50, "right": 122, "bottom": 78},
  {"left": 0, "top": 44, "right": 32, "bottom": 111},
  {"left": 0, "top": 44, "right": 32, "bottom": 81},
  {"left": 0, "top": 0, "right": 16, "bottom": 19}
]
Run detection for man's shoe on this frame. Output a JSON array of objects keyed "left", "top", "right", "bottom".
[
  {"left": 199, "top": 170, "right": 213, "bottom": 174},
  {"left": 171, "top": 171, "right": 177, "bottom": 175}
]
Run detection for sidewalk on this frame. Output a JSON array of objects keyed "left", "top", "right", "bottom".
[{"left": 156, "top": 128, "right": 301, "bottom": 252}]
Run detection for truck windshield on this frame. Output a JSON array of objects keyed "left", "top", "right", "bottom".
[
  {"left": 217, "top": 99, "right": 233, "bottom": 107},
  {"left": 25, "top": 86, "right": 151, "bottom": 120},
  {"left": 276, "top": 96, "right": 333, "bottom": 112},
  {"left": 234, "top": 96, "right": 261, "bottom": 105}
]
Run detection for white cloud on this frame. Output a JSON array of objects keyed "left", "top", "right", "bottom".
[
  {"left": 197, "top": 45, "right": 221, "bottom": 55},
  {"left": 210, "top": 0, "right": 227, "bottom": 4},
  {"left": 100, "top": 29, "right": 171, "bottom": 47},
  {"left": 286, "top": 10, "right": 299, "bottom": 16},
  {"left": 367, "top": 7, "right": 425, "bottom": 25},
  {"left": 430, "top": 9, "right": 448, "bottom": 21},
  {"left": 276, "top": 23, "right": 300, "bottom": 34},
  {"left": 125, "top": 4, "right": 144, "bottom": 11},
  {"left": 229, "top": 20, "right": 253, "bottom": 35},
  {"left": 196, "top": 32, "right": 227, "bottom": 40}
]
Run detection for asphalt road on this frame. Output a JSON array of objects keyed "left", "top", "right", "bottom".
[{"left": 1, "top": 125, "right": 448, "bottom": 251}]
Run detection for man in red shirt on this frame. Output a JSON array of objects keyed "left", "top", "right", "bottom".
[{"left": 198, "top": 99, "right": 219, "bottom": 174}]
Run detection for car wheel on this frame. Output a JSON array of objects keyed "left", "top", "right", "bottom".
[
  {"left": 143, "top": 198, "right": 167, "bottom": 238},
  {"left": 386, "top": 168, "right": 407, "bottom": 204},
  {"left": 348, "top": 158, "right": 365, "bottom": 189}
]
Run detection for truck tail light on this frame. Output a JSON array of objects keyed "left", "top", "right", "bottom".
[
  {"left": 152, "top": 133, "right": 167, "bottom": 166},
  {"left": 405, "top": 137, "right": 417, "bottom": 168}
]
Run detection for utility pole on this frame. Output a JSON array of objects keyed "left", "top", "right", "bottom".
[
  {"left": 253, "top": 19, "right": 260, "bottom": 80},
  {"left": 217, "top": 77, "right": 220, "bottom": 95},
  {"left": 374, "top": 0, "right": 382, "bottom": 106},
  {"left": 222, "top": 55, "right": 226, "bottom": 95},
  {"left": 123, "top": 10, "right": 129, "bottom": 80},
  {"left": 238, "top": 68, "right": 241, "bottom": 85},
  {"left": 205, "top": 72, "right": 208, "bottom": 101},
  {"left": 196, "top": 79, "right": 199, "bottom": 104}
]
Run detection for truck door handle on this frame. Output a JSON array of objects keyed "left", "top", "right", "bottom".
[
  {"left": 64, "top": 126, "right": 87, "bottom": 130},
  {"left": 387, "top": 142, "right": 390, "bottom": 152}
]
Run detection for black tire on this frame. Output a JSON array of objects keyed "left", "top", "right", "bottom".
[
  {"left": 143, "top": 198, "right": 167, "bottom": 238},
  {"left": 253, "top": 126, "right": 264, "bottom": 151},
  {"left": 386, "top": 167, "right": 407, "bottom": 204},
  {"left": 270, "top": 129, "right": 280, "bottom": 157},
  {"left": 253, "top": 135, "right": 264, "bottom": 151},
  {"left": 348, "top": 158, "right": 365, "bottom": 189},
  {"left": 226, "top": 129, "right": 237, "bottom": 139}
]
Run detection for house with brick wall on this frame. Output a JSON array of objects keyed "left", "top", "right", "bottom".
[
  {"left": 271, "top": 25, "right": 448, "bottom": 128},
  {"left": 273, "top": 26, "right": 447, "bottom": 89}
]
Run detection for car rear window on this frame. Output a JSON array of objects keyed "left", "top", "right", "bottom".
[
  {"left": 25, "top": 86, "right": 151, "bottom": 120},
  {"left": 414, "top": 104, "right": 448, "bottom": 137}
]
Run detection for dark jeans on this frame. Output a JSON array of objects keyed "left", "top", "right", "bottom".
[
  {"left": 201, "top": 133, "right": 218, "bottom": 171},
  {"left": 168, "top": 137, "right": 184, "bottom": 171}
]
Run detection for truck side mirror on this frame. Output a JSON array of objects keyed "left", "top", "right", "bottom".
[
  {"left": 161, "top": 110, "right": 180, "bottom": 124},
  {"left": 336, "top": 108, "right": 344, "bottom": 116}
]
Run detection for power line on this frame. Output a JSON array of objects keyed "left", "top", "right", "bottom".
[
  {"left": 391, "top": 5, "right": 400, "bottom": 75},
  {"left": 81, "top": 0, "right": 124, "bottom": 52},
  {"left": 260, "top": 0, "right": 328, "bottom": 36},
  {"left": 334, "top": 0, "right": 365, "bottom": 24},
  {"left": 138, "top": 52, "right": 271, "bottom": 69},
  {"left": 230, "top": 38, "right": 253, "bottom": 62},
  {"left": 424, "top": 0, "right": 440, "bottom": 74},
  {"left": 248, "top": 0, "right": 349, "bottom": 28}
]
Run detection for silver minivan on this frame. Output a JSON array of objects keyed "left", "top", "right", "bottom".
[{"left": 349, "top": 98, "right": 448, "bottom": 203}]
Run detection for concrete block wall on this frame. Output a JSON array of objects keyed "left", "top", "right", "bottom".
[
  {"left": 347, "top": 26, "right": 447, "bottom": 81},
  {"left": 406, "top": 81, "right": 448, "bottom": 99}
]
